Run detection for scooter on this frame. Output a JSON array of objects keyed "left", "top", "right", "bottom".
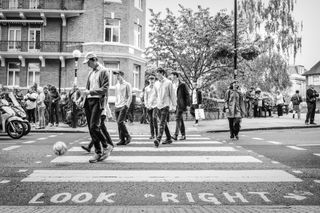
[{"left": 0, "top": 96, "right": 26, "bottom": 139}]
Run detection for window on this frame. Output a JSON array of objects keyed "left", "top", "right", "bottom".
[
  {"left": 104, "top": 62, "right": 119, "bottom": 87},
  {"left": 314, "top": 76, "right": 320, "bottom": 85},
  {"left": 28, "top": 28, "right": 41, "bottom": 51},
  {"left": 29, "top": 0, "right": 39, "bottom": 9},
  {"left": 7, "top": 62, "right": 20, "bottom": 86},
  {"left": 104, "top": 18, "right": 120, "bottom": 43},
  {"left": 27, "top": 63, "right": 40, "bottom": 87},
  {"left": 134, "top": 0, "right": 142, "bottom": 10},
  {"left": 134, "top": 23, "right": 142, "bottom": 48},
  {"left": 8, "top": 27, "right": 21, "bottom": 51},
  {"left": 9, "top": 0, "right": 18, "bottom": 9},
  {"left": 133, "top": 64, "right": 141, "bottom": 89}
]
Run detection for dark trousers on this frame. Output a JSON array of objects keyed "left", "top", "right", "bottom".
[
  {"left": 175, "top": 109, "right": 185, "bottom": 136},
  {"left": 84, "top": 98, "right": 106, "bottom": 154},
  {"left": 147, "top": 108, "right": 158, "bottom": 137},
  {"left": 140, "top": 106, "right": 149, "bottom": 124},
  {"left": 115, "top": 106, "right": 130, "bottom": 142},
  {"left": 60, "top": 104, "right": 67, "bottom": 122},
  {"left": 71, "top": 102, "right": 78, "bottom": 128},
  {"left": 190, "top": 104, "right": 199, "bottom": 123},
  {"left": 277, "top": 104, "right": 283, "bottom": 117},
  {"left": 127, "top": 108, "right": 134, "bottom": 123},
  {"left": 157, "top": 106, "right": 171, "bottom": 141},
  {"left": 27, "top": 108, "right": 36, "bottom": 123},
  {"left": 88, "top": 115, "right": 113, "bottom": 149},
  {"left": 306, "top": 102, "right": 316, "bottom": 123},
  {"left": 228, "top": 117, "right": 241, "bottom": 138},
  {"left": 50, "top": 102, "right": 59, "bottom": 124}
]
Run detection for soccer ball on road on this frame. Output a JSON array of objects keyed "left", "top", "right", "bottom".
[{"left": 53, "top": 142, "right": 68, "bottom": 156}]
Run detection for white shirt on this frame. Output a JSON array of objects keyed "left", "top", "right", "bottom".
[
  {"left": 155, "top": 78, "right": 176, "bottom": 109},
  {"left": 144, "top": 84, "right": 157, "bottom": 109},
  {"left": 87, "top": 64, "right": 104, "bottom": 99},
  {"left": 192, "top": 89, "right": 197, "bottom": 105},
  {"left": 115, "top": 80, "right": 132, "bottom": 109},
  {"left": 24, "top": 92, "right": 38, "bottom": 110}
]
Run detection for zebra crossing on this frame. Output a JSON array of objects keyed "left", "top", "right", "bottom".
[{"left": 21, "top": 134, "right": 301, "bottom": 183}]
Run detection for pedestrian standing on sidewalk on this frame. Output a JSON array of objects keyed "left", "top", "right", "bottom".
[
  {"left": 154, "top": 68, "right": 176, "bottom": 147},
  {"left": 275, "top": 90, "right": 284, "bottom": 118},
  {"left": 171, "top": 71, "right": 190, "bottom": 141},
  {"left": 49, "top": 86, "right": 60, "bottom": 127},
  {"left": 82, "top": 52, "right": 109, "bottom": 163},
  {"left": 224, "top": 81, "right": 245, "bottom": 140},
  {"left": 68, "top": 83, "right": 81, "bottom": 128},
  {"left": 113, "top": 70, "right": 132, "bottom": 146},
  {"left": 59, "top": 89, "right": 68, "bottom": 123},
  {"left": 305, "top": 85, "right": 319, "bottom": 125},
  {"left": 144, "top": 74, "right": 158, "bottom": 139},
  {"left": 190, "top": 82, "right": 202, "bottom": 126},
  {"left": 43, "top": 86, "right": 50, "bottom": 125},
  {"left": 24, "top": 87, "right": 38, "bottom": 127},
  {"left": 245, "top": 86, "right": 255, "bottom": 118},
  {"left": 291, "top": 90, "right": 302, "bottom": 119},
  {"left": 36, "top": 87, "right": 46, "bottom": 129}
]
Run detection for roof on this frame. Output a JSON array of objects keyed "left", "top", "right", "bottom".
[{"left": 303, "top": 60, "right": 320, "bottom": 76}]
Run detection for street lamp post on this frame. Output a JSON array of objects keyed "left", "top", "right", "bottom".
[
  {"left": 72, "top": 49, "right": 82, "bottom": 86},
  {"left": 234, "top": 0, "right": 238, "bottom": 80}
]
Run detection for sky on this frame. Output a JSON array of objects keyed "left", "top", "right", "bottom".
[{"left": 145, "top": 0, "right": 320, "bottom": 70}]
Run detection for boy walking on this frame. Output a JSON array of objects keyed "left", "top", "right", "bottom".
[
  {"left": 291, "top": 90, "right": 302, "bottom": 119},
  {"left": 144, "top": 74, "right": 158, "bottom": 139}
]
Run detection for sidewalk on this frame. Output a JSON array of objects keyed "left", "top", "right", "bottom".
[{"left": 31, "top": 113, "right": 320, "bottom": 134}]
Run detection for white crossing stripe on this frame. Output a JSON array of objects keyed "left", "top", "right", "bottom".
[
  {"left": 80, "top": 141, "right": 222, "bottom": 145},
  {"left": 0, "top": 180, "right": 10, "bottom": 184},
  {"left": 18, "top": 169, "right": 28, "bottom": 173},
  {"left": 109, "top": 134, "right": 202, "bottom": 137},
  {"left": 252, "top": 137, "right": 264, "bottom": 141},
  {"left": 48, "top": 135, "right": 57, "bottom": 138},
  {"left": 37, "top": 137, "right": 47, "bottom": 140},
  {"left": 314, "top": 153, "right": 320, "bottom": 157},
  {"left": 51, "top": 155, "right": 262, "bottom": 163},
  {"left": 23, "top": 141, "right": 36, "bottom": 144},
  {"left": 68, "top": 146, "right": 238, "bottom": 152},
  {"left": 21, "top": 169, "right": 302, "bottom": 183},
  {"left": 314, "top": 180, "right": 320, "bottom": 183},
  {"left": 110, "top": 137, "right": 211, "bottom": 140},
  {"left": 287, "top": 146, "right": 307, "bottom": 151},
  {"left": 267, "top": 141, "right": 282, "bottom": 145},
  {"left": 2, "top": 146, "right": 20, "bottom": 151},
  {"left": 297, "top": 144, "right": 320, "bottom": 147}
]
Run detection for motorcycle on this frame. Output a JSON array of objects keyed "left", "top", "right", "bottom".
[{"left": 0, "top": 95, "right": 26, "bottom": 139}]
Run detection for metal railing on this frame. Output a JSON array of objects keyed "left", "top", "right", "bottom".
[
  {"left": 0, "top": 41, "right": 83, "bottom": 53},
  {"left": 0, "top": 0, "right": 83, "bottom": 10}
]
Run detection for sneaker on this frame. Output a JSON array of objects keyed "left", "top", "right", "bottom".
[
  {"left": 106, "top": 145, "right": 114, "bottom": 157},
  {"left": 193, "top": 123, "right": 199, "bottom": 127},
  {"left": 235, "top": 135, "right": 239, "bottom": 140},
  {"left": 179, "top": 135, "right": 186, "bottom": 140},
  {"left": 310, "top": 122, "right": 317, "bottom": 125},
  {"left": 154, "top": 139, "right": 160, "bottom": 148},
  {"left": 149, "top": 136, "right": 155, "bottom": 139},
  {"left": 89, "top": 153, "right": 101, "bottom": 163},
  {"left": 81, "top": 145, "right": 91, "bottom": 153},
  {"left": 171, "top": 135, "right": 178, "bottom": 141},
  {"left": 116, "top": 141, "right": 126, "bottom": 146},
  {"left": 55, "top": 123, "right": 59, "bottom": 127},
  {"left": 49, "top": 123, "right": 53, "bottom": 127},
  {"left": 98, "top": 151, "right": 108, "bottom": 162},
  {"left": 305, "top": 121, "right": 309, "bottom": 125},
  {"left": 162, "top": 139, "right": 172, "bottom": 145}
]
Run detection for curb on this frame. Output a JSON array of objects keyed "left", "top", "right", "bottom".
[{"left": 207, "top": 125, "right": 320, "bottom": 133}]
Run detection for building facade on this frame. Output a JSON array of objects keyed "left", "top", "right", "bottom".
[
  {"left": 287, "top": 65, "right": 306, "bottom": 98},
  {"left": 303, "top": 60, "right": 320, "bottom": 92},
  {"left": 0, "top": 0, "right": 147, "bottom": 100}
]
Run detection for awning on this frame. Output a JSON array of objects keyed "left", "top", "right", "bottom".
[{"left": 0, "top": 19, "right": 44, "bottom": 24}]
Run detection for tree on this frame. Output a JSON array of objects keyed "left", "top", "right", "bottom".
[{"left": 147, "top": 5, "right": 259, "bottom": 89}]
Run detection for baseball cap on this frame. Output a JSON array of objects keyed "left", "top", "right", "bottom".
[
  {"left": 83, "top": 52, "right": 97, "bottom": 64},
  {"left": 112, "top": 70, "right": 124, "bottom": 76}
]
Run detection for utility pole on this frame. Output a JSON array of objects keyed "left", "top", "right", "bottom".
[{"left": 234, "top": 0, "right": 238, "bottom": 80}]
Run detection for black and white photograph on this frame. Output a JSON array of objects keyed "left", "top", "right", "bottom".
[{"left": 0, "top": 0, "right": 320, "bottom": 212}]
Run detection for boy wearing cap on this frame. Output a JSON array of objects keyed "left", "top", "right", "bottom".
[
  {"left": 82, "top": 52, "right": 110, "bottom": 163},
  {"left": 170, "top": 71, "right": 190, "bottom": 141},
  {"left": 113, "top": 70, "right": 132, "bottom": 145},
  {"left": 154, "top": 68, "right": 177, "bottom": 147},
  {"left": 144, "top": 74, "right": 158, "bottom": 139}
]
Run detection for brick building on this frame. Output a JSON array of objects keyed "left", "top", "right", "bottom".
[{"left": 0, "top": 0, "right": 147, "bottom": 100}]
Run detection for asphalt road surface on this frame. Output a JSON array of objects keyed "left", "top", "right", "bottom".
[{"left": 0, "top": 128, "right": 320, "bottom": 212}]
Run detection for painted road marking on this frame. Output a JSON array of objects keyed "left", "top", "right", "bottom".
[
  {"left": 297, "top": 144, "right": 320, "bottom": 147},
  {"left": 314, "top": 180, "right": 320, "bottom": 183},
  {"left": 46, "top": 155, "right": 52, "bottom": 157},
  {"left": 18, "top": 169, "right": 28, "bottom": 173},
  {"left": 109, "top": 134, "right": 202, "bottom": 137},
  {"left": 0, "top": 180, "right": 10, "bottom": 184},
  {"left": 271, "top": 161, "right": 280, "bottom": 164},
  {"left": 292, "top": 170, "right": 303, "bottom": 174},
  {"left": 252, "top": 138, "right": 264, "bottom": 141},
  {"left": 68, "top": 146, "right": 238, "bottom": 152},
  {"left": 267, "top": 141, "right": 282, "bottom": 145},
  {"left": 51, "top": 156, "right": 262, "bottom": 164},
  {"left": 80, "top": 141, "right": 222, "bottom": 145},
  {"left": 37, "top": 137, "right": 47, "bottom": 140},
  {"left": 313, "top": 153, "right": 320, "bottom": 157},
  {"left": 35, "top": 161, "right": 42, "bottom": 164},
  {"left": 2, "top": 146, "right": 21, "bottom": 151},
  {"left": 23, "top": 140, "right": 36, "bottom": 144},
  {"left": 110, "top": 137, "right": 211, "bottom": 141},
  {"left": 286, "top": 146, "right": 307, "bottom": 151},
  {"left": 21, "top": 170, "right": 302, "bottom": 183},
  {"left": 48, "top": 135, "right": 57, "bottom": 138}
]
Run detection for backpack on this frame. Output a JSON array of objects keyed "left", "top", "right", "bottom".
[{"left": 291, "top": 95, "right": 300, "bottom": 105}]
